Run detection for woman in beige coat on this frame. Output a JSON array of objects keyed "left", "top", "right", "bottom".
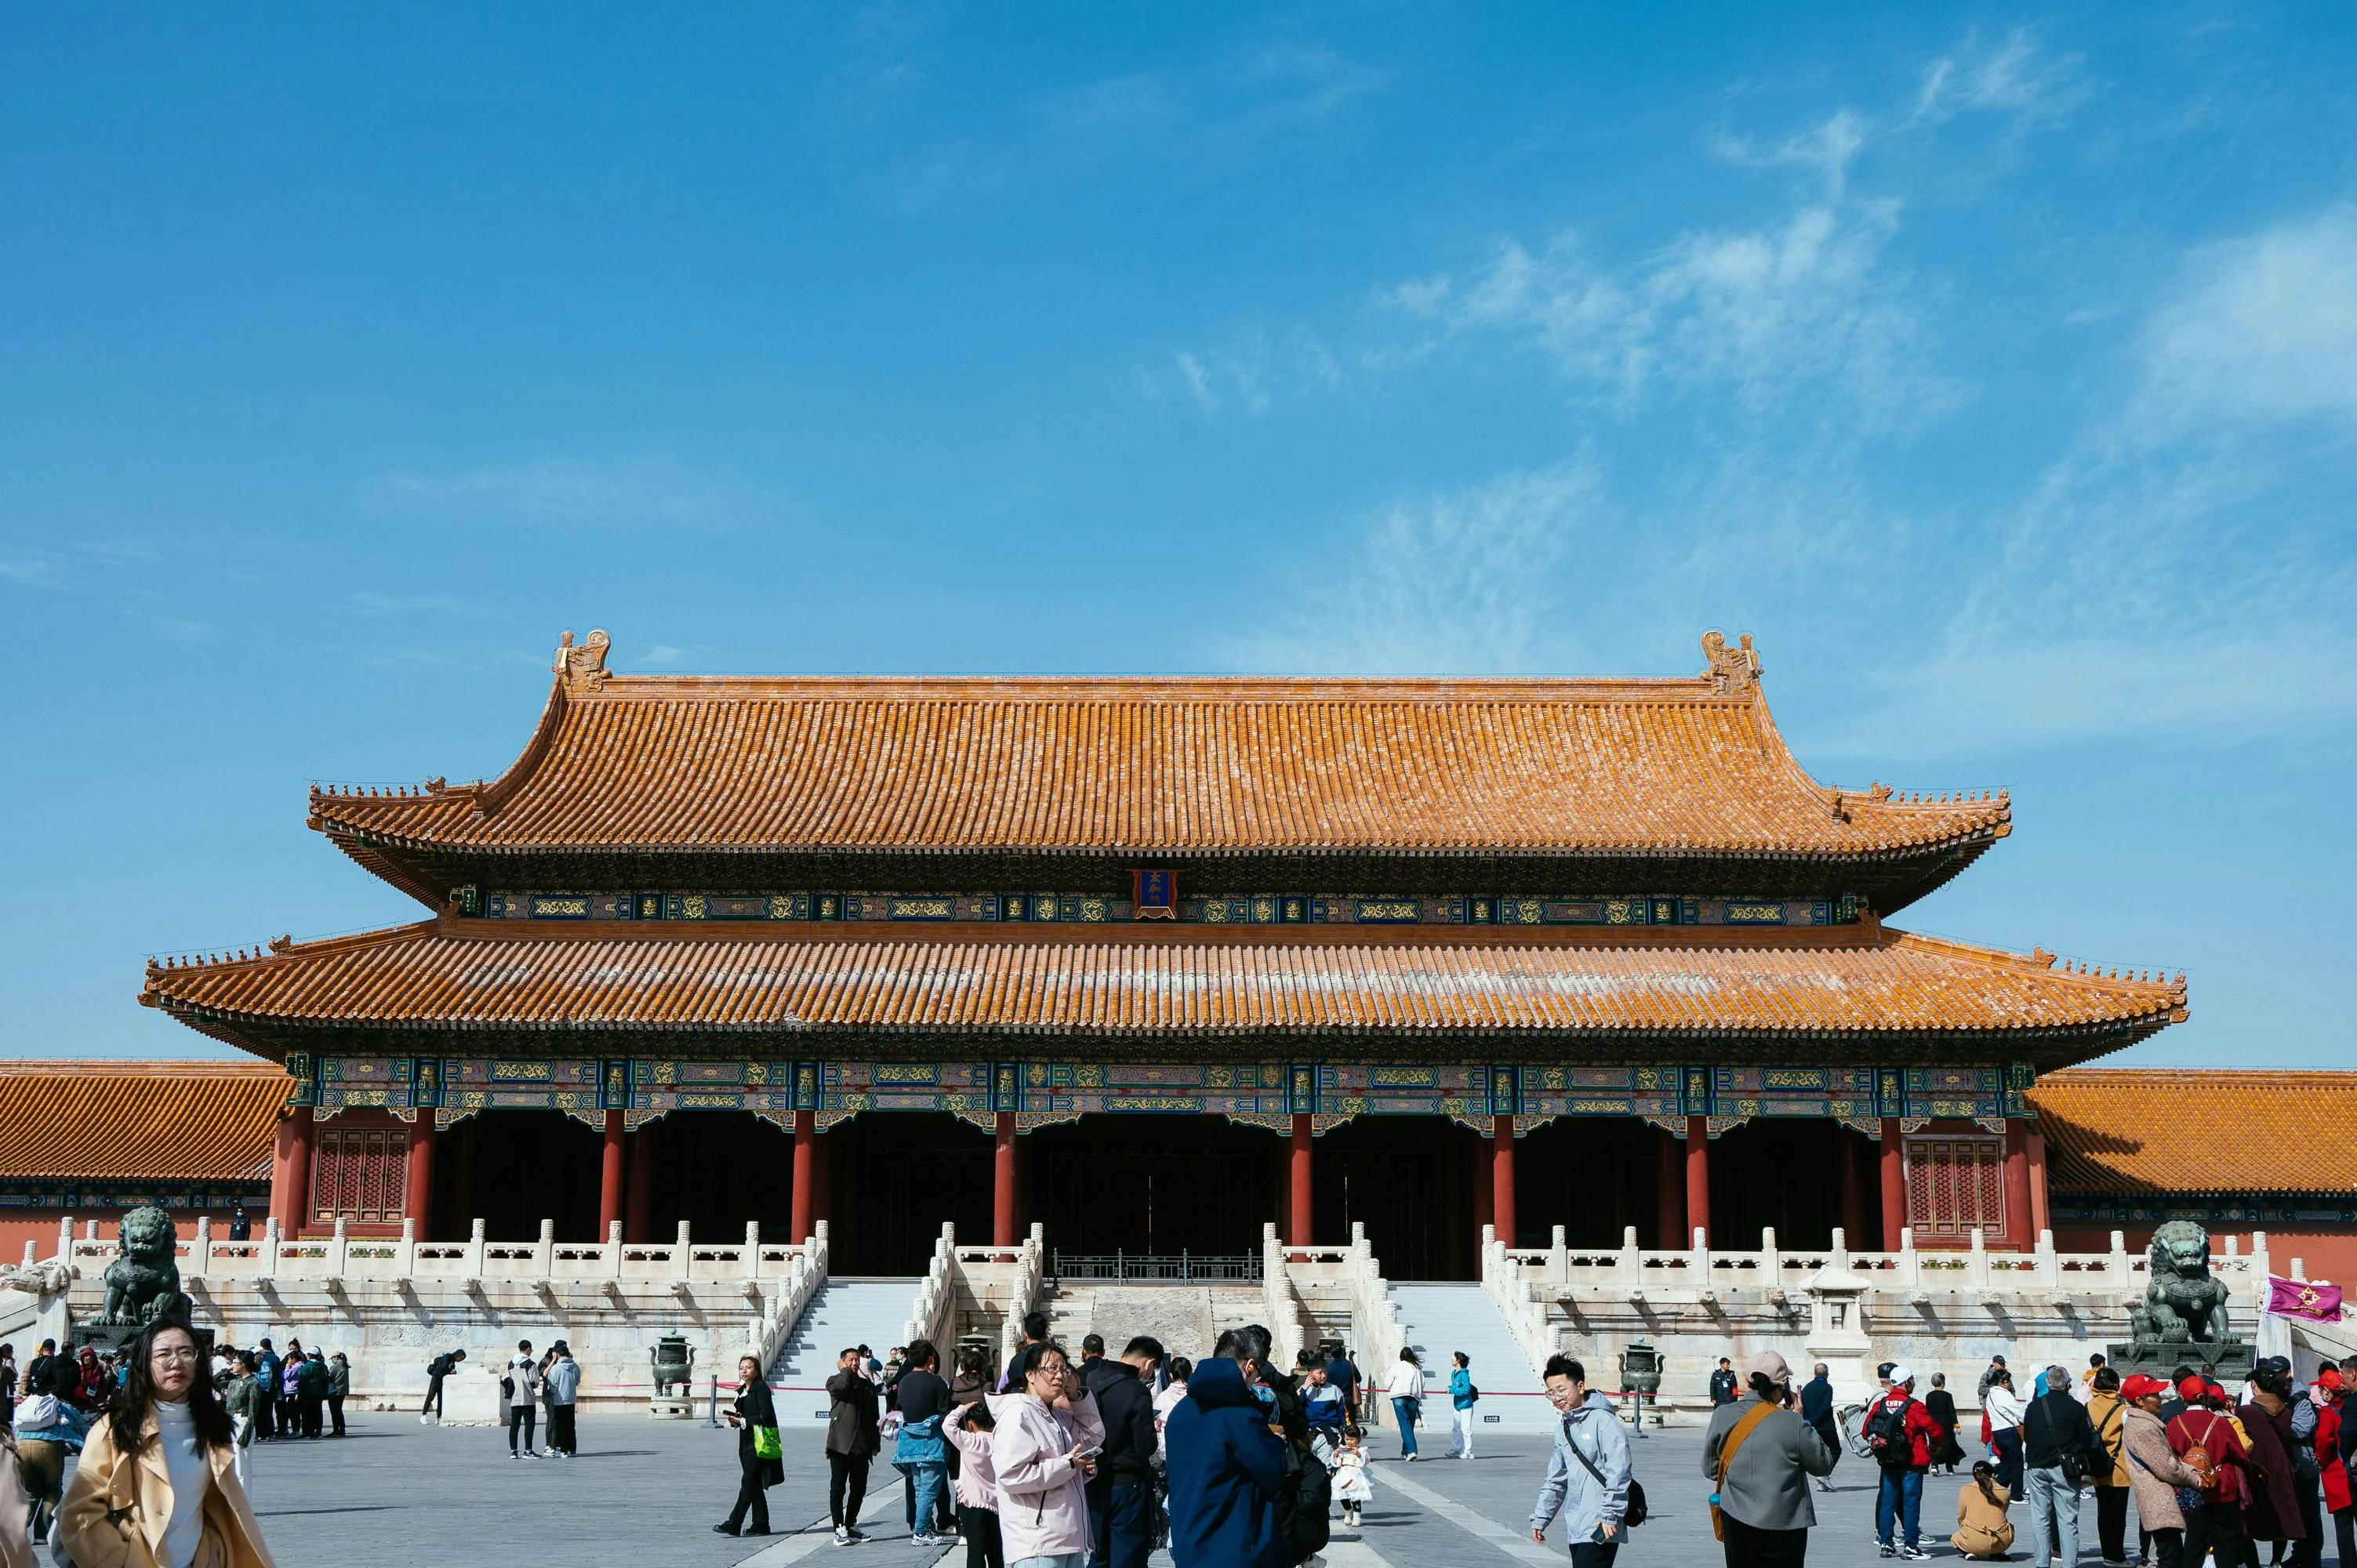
[
  {"left": 0, "top": 1428, "right": 37, "bottom": 1568},
  {"left": 58, "top": 1320, "right": 273, "bottom": 1568},
  {"left": 2118, "top": 1373, "right": 2203, "bottom": 1567},
  {"left": 1952, "top": 1461, "right": 2015, "bottom": 1559}
]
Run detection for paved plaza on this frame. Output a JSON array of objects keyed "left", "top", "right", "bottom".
[{"left": 85, "top": 1404, "right": 2347, "bottom": 1568}]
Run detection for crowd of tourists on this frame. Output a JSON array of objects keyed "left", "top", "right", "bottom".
[
  {"left": 1699, "top": 1346, "right": 2357, "bottom": 1568},
  {"left": 705, "top": 1315, "right": 1641, "bottom": 1568}
]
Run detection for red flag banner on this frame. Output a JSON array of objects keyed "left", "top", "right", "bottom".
[{"left": 2264, "top": 1276, "right": 2344, "bottom": 1322}]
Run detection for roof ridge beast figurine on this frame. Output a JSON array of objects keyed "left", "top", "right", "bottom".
[
  {"left": 100, "top": 1205, "right": 193, "bottom": 1325},
  {"left": 2129, "top": 1219, "right": 2235, "bottom": 1344}
]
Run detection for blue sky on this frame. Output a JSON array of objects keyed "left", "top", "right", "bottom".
[{"left": 3, "top": 5, "right": 2352, "bottom": 1065}]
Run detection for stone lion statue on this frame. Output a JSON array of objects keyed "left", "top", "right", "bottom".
[
  {"left": 99, "top": 1206, "right": 191, "bottom": 1326},
  {"left": 2129, "top": 1219, "right": 2235, "bottom": 1344}
]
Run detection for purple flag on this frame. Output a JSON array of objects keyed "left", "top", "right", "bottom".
[{"left": 2265, "top": 1276, "right": 2344, "bottom": 1322}]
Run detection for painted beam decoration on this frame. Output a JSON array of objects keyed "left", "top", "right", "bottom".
[
  {"left": 469, "top": 887, "right": 1866, "bottom": 927},
  {"left": 280, "top": 1053, "right": 2028, "bottom": 1132}
]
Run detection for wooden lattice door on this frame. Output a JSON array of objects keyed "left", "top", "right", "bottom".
[
  {"left": 311, "top": 1125, "right": 409, "bottom": 1224},
  {"left": 1901, "top": 1134, "right": 2007, "bottom": 1244}
]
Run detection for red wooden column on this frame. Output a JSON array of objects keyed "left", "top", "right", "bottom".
[
  {"left": 2001, "top": 1120, "right": 2033, "bottom": 1252},
  {"left": 812, "top": 1125, "right": 834, "bottom": 1236},
  {"left": 1473, "top": 1137, "right": 1494, "bottom": 1235},
  {"left": 1288, "top": 1114, "right": 1313, "bottom": 1247},
  {"left": 271, "top": 1105, "right": 315, "bottom": 1237},
  {"left": 2026, "top": 1127, "right": 2051, "bottom": 1240},
  {"left": 1683, "top": 1115, "right": 1710, "bottom": 1243},
  {"left": 1491, "top": 1116, "right": 1517, "bottom": 1249},
  {"left": 1654, "top": 1125, "right": 1686, "bottom": 1249},
  {"left": 790, "top": 1110, "right": 816, "bottom": 1242},
  {"left": 1879, "top": 1118, "right": 1906, "bottom": 1251},
  {"left": 598, "top": 1110, "right": 626, "bottom": 1237},
  {"left": 625, "top": 1127, "right": 654, "bottom": 1243},
  {"left": 993, "top": 1112, "right": 1019, "bottom": 1247},
  {"left": 404, "top": 1113, "right": 437, "bottom": 1239},
  {"left": 1838, "top": 1128, "right": 1866, "bottom": 1245}
]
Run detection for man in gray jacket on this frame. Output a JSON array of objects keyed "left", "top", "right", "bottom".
[
  {"left": 1701, "top": 1351, "right": 1838, "bottom": 1567},
  {"left": 1531, "top": 1354, "right": 1634, "bottom": 1567},
  {"left": 542, "top": 1341, "right": 581, "bottom": 1457}
]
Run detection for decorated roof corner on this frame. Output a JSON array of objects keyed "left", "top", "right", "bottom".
[{"left": 554, "top": 626, "right": 611, "bottom": 691}]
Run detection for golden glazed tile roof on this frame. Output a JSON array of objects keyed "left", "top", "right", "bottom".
[
  {"left": 0, "top": 1060, "right": 285, "bottom": 1182},
  {"left": 2032, "top": 1069, "right": 2357, "bottom": 1196},
  {"left": 308, "top": 632, "right": 2010, "bottom": 867},
  {"left": 141, "top": 920, "right": 2181, "bottom": 1061}
]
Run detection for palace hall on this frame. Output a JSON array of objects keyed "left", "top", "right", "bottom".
[{"left": 123, "top": 629, "right": 2208, "bottom": 1279}]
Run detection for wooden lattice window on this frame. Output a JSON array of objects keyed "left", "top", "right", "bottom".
[
  {"left": 311, "top": 1127, "right": 409, "bottom": 1224},
  {"left": 1903, "top": 1134, "right": 2007, "bottom": 1243}
]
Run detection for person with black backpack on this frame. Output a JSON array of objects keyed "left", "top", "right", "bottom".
[
  {"left": 2022, "top": 1360, "right": 2097, "bottom": 1566},
  {"left": 1867, "top": 1365, "right": 1941, "bottom": 1560},
  {"left": 1531, "top": 1354, "right": 1636, "bottom": 1566}
]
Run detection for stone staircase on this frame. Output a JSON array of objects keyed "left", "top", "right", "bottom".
[
  {"left": 1039, "top": 1280, "right": 1269, "bottom": 1362},
  {"left": 1389, "top": 1280, "right": 1554, "bottom": 1432},
  {"left": 768, "top": 1277, "right": 920, "bottom": 1392}
]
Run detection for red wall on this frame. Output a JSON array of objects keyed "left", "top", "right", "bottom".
[{"left": 0, "top": 1206, "right": 256, "bottom": 1269}]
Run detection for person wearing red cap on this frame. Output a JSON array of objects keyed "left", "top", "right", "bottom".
[
  {"left": 2086, "top": 1367, "right": 2134, "bottom": 1566},
  {"left": 2120, "top": 1374, "right": 2203, "bottom": 1567},
  {"left": 2168, "top": 1375, "right": 2251, "bottom": 1568},
  {"left": 2315, "top": 1367, "right": 2352, "bottom": 1568}
]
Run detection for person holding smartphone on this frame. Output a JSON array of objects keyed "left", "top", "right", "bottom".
[
  {"left": 990, "top": 1342, "right": 1103, "bottom": 1567},
  {"left": 1531, "top": 1355, "right": 1633, "bottom": 1566}
]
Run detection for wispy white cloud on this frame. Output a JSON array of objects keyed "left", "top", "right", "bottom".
[
  {"left": 2140, "top": 206, "right": 2357, "bottom": 427},
  {"left": 0, "top": 556, "right": 61, "bottom": 586},
  {"left": 345, "top": 593, "right": 468, "bottom": 616},
  {"left": 1225, "top": 463, "right": 1601, "bottom": 673},
  {"left": 634, "top": 643, "right": 708, "bottom": 668},
  {"left": 360, "top": 453, "right": 754, "bottom": 528},
  {"left": 1908, "top": 29, "right": 2090, "bottom": 129},
  {"left": 1138, "top": 326, "right": 1345, "bottom": 418}
]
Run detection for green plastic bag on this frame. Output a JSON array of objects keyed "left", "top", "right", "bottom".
[{"left": 753, "top": 1424, "right": 782, "bottom": 1460}]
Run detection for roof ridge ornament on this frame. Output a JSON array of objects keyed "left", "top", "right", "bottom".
[
  {"left": 554, "top": 628, "right": 612, "bottom": 691},
  {"left": 1700, "top": 630, "right": 1760, "bottom": 695}
]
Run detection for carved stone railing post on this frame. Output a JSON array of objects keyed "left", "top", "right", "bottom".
[
  {"left": 398, "top": 1218, "right": 417, "bottom": 1280},
  {"left": 607, "top": 1221, "right": 624, "bottom": 1278},
  {"left": 535, "top": 1218, "right": 556, "bottom": 1279},
  {"left": 1900, "top": 1226, "right": 1919, "bottom": 1292},
  {"left": 1549, "top": 1225, "right": 1569, "bottom": 1286},
  {"left": 264, "top": 1216, "right": 283, "bottom": 1277},
  {"left": 745, "top": 1221, "right": 762, "bottom": 1282},
  {"left": 1968, "top": 1227, "right": 1989, "bottom": 1288},
  {"left": 55, "top": 1216, "right": 74, "bottom": 1265},
  {"left": 331, "top": 1217, "right": 350, "bottom": 1278},
  {"left": 465, "top": 1218, "right": 486, "bottom": 1281},
  {"left": 2035, "top": 1229, "right": 2058, "bottom": 1288},
  {"left": 674, "top": 1221, "right": 693, "bottom": 1283}
]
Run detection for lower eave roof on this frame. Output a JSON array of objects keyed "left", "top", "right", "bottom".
[
  {"left": 2031, "top": 1069, "right": 2357, "bottom": 1197},
  {"left": 141, "top": 917, "right": 2185, "bottom": 1064},
  {"left": 0, "top": 1060, "right": 285, "bottom": 1183}
]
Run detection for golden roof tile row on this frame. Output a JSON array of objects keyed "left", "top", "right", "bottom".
[
  {"left": 140, "top": 920, "right": 2182, "bottom": 1046},
  {"left": 308, "top": 650, "right": 2011, "bottom": 861},
  {"left": 0, "top": 1060, "right": 285, "bottom": 1182},
  {"left": 2030, "top": 1069, "right": 2357, "bottom": 1196}
]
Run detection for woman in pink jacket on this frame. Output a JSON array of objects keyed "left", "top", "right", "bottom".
[
  {"left": 948, "top": 1400, "right": 1004, "bottom": 1568},
  {"left": 990, "top": 1344, "right": 1105, "bottom": 1568}
]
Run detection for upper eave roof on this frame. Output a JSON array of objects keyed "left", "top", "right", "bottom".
[
  {"left": 0, "top": 1059, "right": 285, "bottom": 1182},
  {"left": 2030, "top": 1069, "right": 2357, "bottom": 1197},
  {"left": 140, "top": 916, "right": 2182, "bottom": 1068},
  {"left": 307, "top": 631, "right": 2010, "bottom": 888}
]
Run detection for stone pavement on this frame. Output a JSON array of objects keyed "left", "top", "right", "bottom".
[{"left": 89, "top": 1408, "right": 2348, "bottom": 1567}]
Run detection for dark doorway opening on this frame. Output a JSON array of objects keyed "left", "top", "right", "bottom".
[
  {"left": 443, "top": 1109, "right": 601, "bottom": 1243},
  {"left": 641, "top": 1111, "right": 794, "bottom": 1243},
  {"left": 1310, "top": 1117, "right": 1481, "bottom": 1281},
  {"left": 830, "top": 1112, "right": 993, "bottom": 1276},
  {"left": 1515, "top": 1118, "right": 1658, "bottom": 1250},
  {"left": 1709, "top": 1119, "right": 1846, "bottom": 1250},
  {"left": 1028, "top": 1115, "right": 1277, "bottom": 1261}
]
